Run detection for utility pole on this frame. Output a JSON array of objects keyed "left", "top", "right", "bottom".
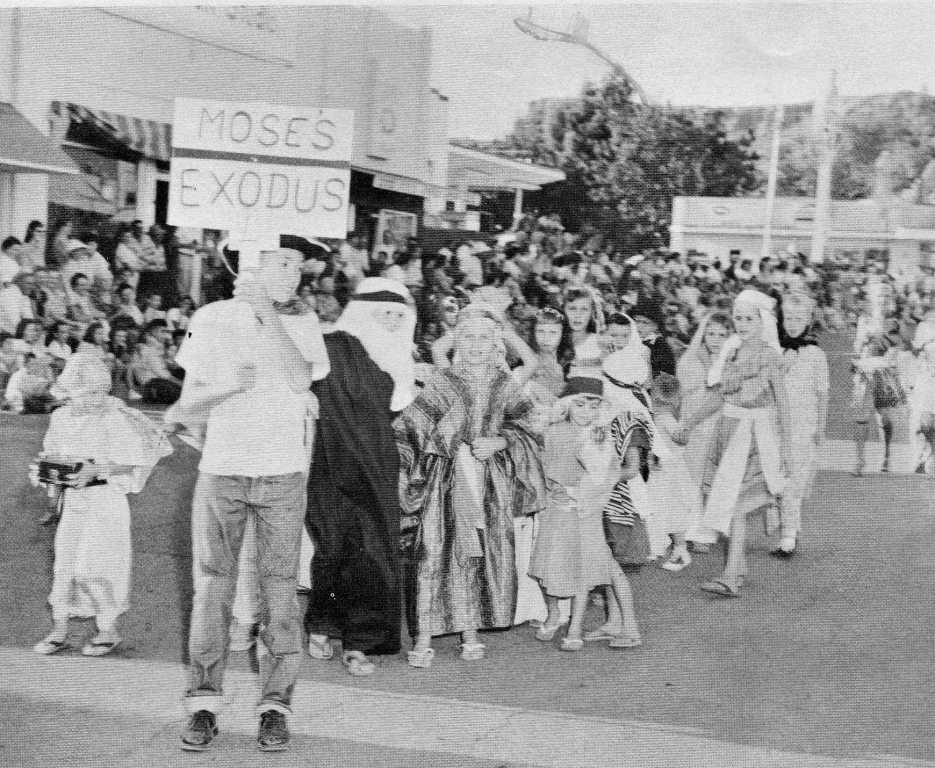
[
  {"left": 811, "top": 70, "right": 840, "bottom": 264},
  {"left": 761, "top": 104, "right": 784, "bottom": 260}
]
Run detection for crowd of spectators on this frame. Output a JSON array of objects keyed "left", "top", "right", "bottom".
[{"left": 4, "top": 208, "right": 934, "bottom": 416}]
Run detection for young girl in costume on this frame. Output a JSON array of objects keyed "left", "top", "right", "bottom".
[
  {"left": 30, "top": 354, "right": 172, "bottom": 656},
  {"left": 529, "top": 376, "right": 642, "bottom": 651}
]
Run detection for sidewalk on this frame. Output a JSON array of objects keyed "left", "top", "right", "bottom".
[{"left": 1, "top": 648, "right": 930, "bottom": 768}]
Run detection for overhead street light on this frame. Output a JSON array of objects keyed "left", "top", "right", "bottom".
[{"left": 514, "top": 8, "right": 652, "bottom": 107}]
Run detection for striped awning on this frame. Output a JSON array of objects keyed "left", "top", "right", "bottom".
[
  {"left": 0, "top": 102, "right": 79, "bottom": 175},
  {"left": 51, "top": 101, "right": 172, "bottom": 164}
]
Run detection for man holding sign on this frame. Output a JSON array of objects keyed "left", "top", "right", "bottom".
[{"left": 171, "top": 242, "right": 329, "bottom": 752}]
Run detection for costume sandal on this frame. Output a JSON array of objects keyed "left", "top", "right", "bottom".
[
  {"left": 81, "top": 634, "right": 120, "bottom": 657},
  {"left": 407, "top": 647, "right": 435, "bottom": 669},
  {"left": 560, "top": 636, "right": 584, "bottom": 652},
  {"left": 306, "top": 634, "right": 334, "bottom": 660},
  {"left": 534, "top": 623, "right": 561, "bottom": 642},
  {"left": 459, "top": 642, "right": 486, "bottom": 661},
  {"left": 342, "top": 650, "right": 376, "bottom": 676},
  {"left": 661, "top": 549, "right": 692, "bottom": 571},
  {"left": 609, "top": 633, "right": 643, "bottom": 649},
  {"left": 582, "top": 627, "right": 620, "bottom": 642},
  {"left": 701, "top": 578, "right": 742, "bottom": 598},
  {"left": 33, "top": 635, "right": 67, "bottom": 655}
]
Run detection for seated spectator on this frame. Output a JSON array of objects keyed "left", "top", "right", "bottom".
[
  {"left": 45, "top": 321, "right": 74, "bottom": 363},
  {"left": 0, "top": 332, "right": 18, "bottom": 398},
  {"left": 68, "top": 273, "right": 108, "bottom": 331},
  {"left": 21, "top": 220, "right": 46, "bottom": 273},
  {"left": 112, "top": 283, "right": 144, "bottom": 326},
  {"left": 115, "top": 227, "right": 143, "bottom": 288},
  {"left": 13, "top": 319, "right": 49, "bottom": 365},
  {"left": 61, "top": 236, "right": 112, "bottom": 299},
  {"left": 1, "top": 262, "right": 34, "bottom": 335},
  {"left": 165, "top": 295, "right": 195, "bottom": 332},
  {"left": 49, "top": 221, "right": 74, "bottom": 268},
  {"left": 4, "top": 352, "right": 54, "bottom": 413},
  {"left": 1, "top": 237, "right": 22, "bottom": 281},
  {"left": 131, "top": 319, "right": 182, "bottom": 404},
  {"left": 142, "top": 293, "right": 166, "bottom": 325}
]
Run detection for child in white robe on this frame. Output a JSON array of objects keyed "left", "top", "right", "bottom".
[
  {"left": 31, "top": 354, "right": 172, "bottom": 656},
  {"left": 645, "top": 373, "right": 705, "bottom": 572}
]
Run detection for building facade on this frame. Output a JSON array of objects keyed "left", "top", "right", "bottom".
[
  {"left": 670, "top": 195, "right": 935, "bottom": 272},
  {"left": 0, "top": 6, "right": 449, "bottom": 245}
]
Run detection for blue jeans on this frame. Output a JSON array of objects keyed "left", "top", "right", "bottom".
[{"left": 185, "top": 472, "right": 306, "bottom": 715}]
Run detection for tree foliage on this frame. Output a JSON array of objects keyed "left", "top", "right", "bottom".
[{"left": 517, "top": 74, "right": 760, "bottom": 253}]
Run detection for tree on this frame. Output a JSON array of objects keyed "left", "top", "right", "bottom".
[{"left": 519, "top": 74, "right": 760, "bottom": 253}]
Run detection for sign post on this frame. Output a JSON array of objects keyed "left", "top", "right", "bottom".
[{"left": 167, "top": 98, "right": 354, "bottom": 280}]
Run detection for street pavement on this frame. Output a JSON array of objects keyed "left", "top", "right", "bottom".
[{"left": 1, "top": 331, "right": 933, "bottom": 767}]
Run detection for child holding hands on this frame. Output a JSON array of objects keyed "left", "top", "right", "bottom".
[{"left": 529, "top": 376, "right": 642, "bottom": 651}]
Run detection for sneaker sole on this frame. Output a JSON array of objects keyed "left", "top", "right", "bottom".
[
  {"left": 180, "top": 741, "right": 214, "bottom": 752},
  {"left": 258, "top": 742, "right": 290, "bottom": 752}
]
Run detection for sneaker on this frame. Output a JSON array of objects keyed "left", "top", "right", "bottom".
[
  {"left": 181, "top": 710, "right": 218, "bottom": 752},
  {"left": 257, "top": 710, "right": 290, "bottom": 752}
]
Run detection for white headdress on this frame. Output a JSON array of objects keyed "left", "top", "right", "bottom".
[
  {"left": 333, "top": 277, "right": 417, "bottom": 411},
  {"left": 50, "top": 353, "right": 112, "bottom": 400},
  {"left": 707, "top": 289, "right": 779, "bottom": 386}
]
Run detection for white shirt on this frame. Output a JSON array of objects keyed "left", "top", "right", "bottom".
[
  {"left": 0, "top": 284, "right": 34, "bottom": 334},
  {"left": 176, "top": 300, "right": 328, "bottom": 477},
  {"left": 456, "top": 245, "right": 483, "bottom": 287},
  {"left": 62, "top": 253, "right": 113, "bottom": 297},
  {"left": 338, "top": 243, "right": 368, "bottom": 279}
]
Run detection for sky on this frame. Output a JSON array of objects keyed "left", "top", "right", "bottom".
[{"left": 379, "top": 2, "right": 935, "bottom": 140}]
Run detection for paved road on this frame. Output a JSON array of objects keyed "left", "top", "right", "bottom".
[
  {"left": 2, "top": 330, "right": 932, "bottom": 767},
  {"left": 2, "top": 414, "right": 933, "bottom": 767}
]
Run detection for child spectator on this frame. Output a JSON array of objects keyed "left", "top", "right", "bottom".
[
  {"left": 5, "top": 352, "right": 54, "bottom": 413},
  {"left": 142, "top": 293, "right": 166, "bottom": 325},
  {"left": 113, "top": 284, "right": 144, "bottom": 327},
  {"left": 166, "top": 295, "right": 195, "bottom": 332},
  {"left": 30, "top": 354, "right": 171, "bottom": 657},
  {"left": 132, "top": 319, "right": 182, "bottom": 404}
]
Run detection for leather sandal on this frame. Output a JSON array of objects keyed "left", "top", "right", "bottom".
[
  {"left": 560, "top": 636, "right": 584, "bottom": 652},
  {"left": 701, "top": 578, "right": 742, "bottom": 597}
]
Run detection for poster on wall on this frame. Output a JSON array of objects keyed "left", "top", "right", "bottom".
[
  {"left": 372, "top": 209, "right": 418, "bottom": 259},
  {"left": 167, "top": 98, "right": 354, "bottom": 240}
]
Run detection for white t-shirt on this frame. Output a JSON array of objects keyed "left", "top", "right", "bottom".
[
  {"left": 0, "top": 285, "right": 34, "bottom": 334},
  {"left": 176, "top": 300, "right": 328, "bottom": 477},
  {"left": 456, "top": 245, "right": 483, "bottom": 287}
]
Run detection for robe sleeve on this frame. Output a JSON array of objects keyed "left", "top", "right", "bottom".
[{"left": 495, "top": 382, "right": 546, "bottom": 517}]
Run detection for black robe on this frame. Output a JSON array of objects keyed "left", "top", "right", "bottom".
[{"left": 304, "top": 331, "right": 402, "bottom": 655}]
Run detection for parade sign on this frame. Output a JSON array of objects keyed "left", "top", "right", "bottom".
[{"left": 167, "top": 98, "right": 353, "bottom": 239}]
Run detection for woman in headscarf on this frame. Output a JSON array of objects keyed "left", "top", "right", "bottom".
[
  {"left": 675, "top": 289, "right": 792, "bottom": 597},
  {"left": 304, "top": 277, "right": 416, "bottom": 677},
  {"left": 676, "top": 311, "right": 735, "bottom": 550},
  {"left": 396, "top": 306, "right": 545, "bottom": 668},
  {"left": 774, "top": 290, "right": 829, "bottom": 558}
]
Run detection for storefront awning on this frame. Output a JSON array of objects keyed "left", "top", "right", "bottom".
[
  {"left": 51, "top": 101, "right": 172, "bottom": 164},
  {"left": 0, "top": 102, "right": 79, "bottom": 175},
  {"left": 448, "top": 144, "right": 565, "bottom": 192}
]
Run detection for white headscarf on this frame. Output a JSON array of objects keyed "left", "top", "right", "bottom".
[
  {"left": 601, "top": 316, "right": 652, "bottom": 419},
  {"left": 333, "top": 277, "right": 417, "bottom": 411},
  {"left": 707, "top": 289, "right": 780, "bottom": 386},
  {"left": 50, "top": 353, "right": 111, "bottom": 400}
]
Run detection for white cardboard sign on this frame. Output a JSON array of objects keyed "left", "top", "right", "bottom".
[{"left": 167, "top": 98, "right": 354, "bottom": 239}]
